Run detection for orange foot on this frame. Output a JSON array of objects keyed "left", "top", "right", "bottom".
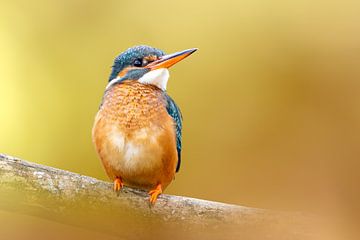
[
  {"left": 113, "top": 177, "right": 124, "bottom": 192},
  {"left": 149, "top": 184, "right": 162, "bottom": 205}
]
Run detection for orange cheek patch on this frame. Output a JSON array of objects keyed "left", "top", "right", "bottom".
[
  {"left": 117, "top": 67, "right": 130, "bottom": 77},
  {"left": 118, "top": 67, "right": 141, "bottom": 78}
]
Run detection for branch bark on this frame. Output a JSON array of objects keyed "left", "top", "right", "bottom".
[{"left": 0, "top": 153, "right": 316, "bottom": 240}]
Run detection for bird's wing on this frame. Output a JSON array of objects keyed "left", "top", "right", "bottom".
[{"left": 165, "top": 94, "right": 183, "bottom": 172}]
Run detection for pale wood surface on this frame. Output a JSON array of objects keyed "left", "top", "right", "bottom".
[{"left": 0, "top": 153, "right": 317, "bottom": 240}]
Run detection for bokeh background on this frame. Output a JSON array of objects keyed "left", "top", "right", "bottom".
[{"left": 1, "top": 0, "right": 359, "bottom": 235}]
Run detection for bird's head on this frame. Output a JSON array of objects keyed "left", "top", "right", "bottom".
[{"left": 107, "top": 45, "right": 197, "bottom": 91}]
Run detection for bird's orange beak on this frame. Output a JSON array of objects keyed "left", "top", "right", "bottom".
[{"left": 147, "top": 48, "right": 197, "bottom": 70}]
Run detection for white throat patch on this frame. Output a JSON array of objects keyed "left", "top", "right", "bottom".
[
  {"left": 138, "top": 68, "right": 169, "bottom": 90},
  {"left": 106, "top": 76, "right": 120, "bottom": 90}
]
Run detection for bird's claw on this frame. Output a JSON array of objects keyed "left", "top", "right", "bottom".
[
  {"left": 113, "top": 177, "right": 123, "bottom": 192},
  {"left": 148, "top": 184, "right": 162, "bottom": 205}
]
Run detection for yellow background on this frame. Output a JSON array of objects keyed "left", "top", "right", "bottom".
[{"left": 0, "top": 0, "right": 359, "bottom": 229}]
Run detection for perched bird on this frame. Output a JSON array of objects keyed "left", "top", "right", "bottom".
[{"left": 92, "top": 45, "right": 197, "bottom": 204}]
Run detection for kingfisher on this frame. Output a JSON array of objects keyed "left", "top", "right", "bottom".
[{"left": 92, "top": 45, "right": 197, "bottom": 204}]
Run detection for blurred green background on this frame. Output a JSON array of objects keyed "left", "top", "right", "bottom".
[{"left": 0, "top": 0, "right": 359, "bottom": 224}]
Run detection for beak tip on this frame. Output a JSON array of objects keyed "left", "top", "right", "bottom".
[{"left": 190, "top": 48, "right": 198, "bottom": 53}]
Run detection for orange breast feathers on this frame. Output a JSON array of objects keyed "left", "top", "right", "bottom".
[{"left": 92, "top": 81, "right": 178, "bottom": 191}]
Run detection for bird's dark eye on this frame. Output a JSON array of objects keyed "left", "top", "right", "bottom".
[{"left": 133, "top": 59, "right": 142, "bottom": 67}]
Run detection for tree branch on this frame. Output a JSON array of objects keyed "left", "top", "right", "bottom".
[{"left": 0, "top": 153, "right": 316, "bottom": 239}]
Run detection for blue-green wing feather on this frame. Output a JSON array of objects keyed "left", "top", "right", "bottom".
[{"left": 165, "top": 95, "right": 182, "bottom": 172}]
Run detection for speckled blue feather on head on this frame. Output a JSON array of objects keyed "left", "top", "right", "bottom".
[{"left": 109, "top": 45, "right": 165, "bottom": 81}]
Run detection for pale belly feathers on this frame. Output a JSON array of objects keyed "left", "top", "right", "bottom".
[{"left": 108, "top": 125, "right": 164, "bottom": 177}]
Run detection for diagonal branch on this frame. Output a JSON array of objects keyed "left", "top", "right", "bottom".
[{"left": 0, "top": 153, "right": 316, "bottom": 240}]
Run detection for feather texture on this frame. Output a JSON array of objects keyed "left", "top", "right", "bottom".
[
  {"left": 92, "top": 81, "right": 178, "bottom": 190},
  {"left": 165, "top": 94, "right": 183, "bottom": 172}
]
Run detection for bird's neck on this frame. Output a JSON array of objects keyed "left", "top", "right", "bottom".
[{"left": 100, "top": 81, "right": 167, "bottom": 130}]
